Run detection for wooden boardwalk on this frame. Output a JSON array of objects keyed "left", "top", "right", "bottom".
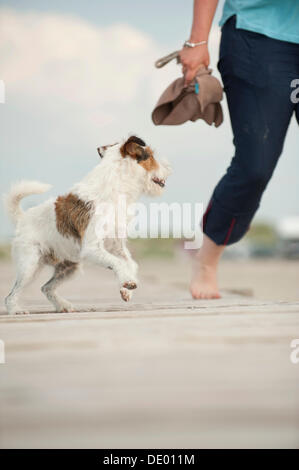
[{"left": 0, "top": 260, "right": 299, "bottom": 448}]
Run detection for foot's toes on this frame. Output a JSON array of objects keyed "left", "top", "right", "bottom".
[
  {"left": 207, "top": 291, "right": 221, "bottom": 299},
  {"left": 191, "top": 291, "right": 201, "bottom": 299},
  {"left": 190, "top": 286, "right": 202, "bottom": 299},
  {"left": 190, "top": 287, "right": 221, "bottom": 300},
  {"left": 120, "top": 288, "right": 132, "bottom": 302},
  {"left": 123, "top": 281, "right": 137, "bottom": 290}
]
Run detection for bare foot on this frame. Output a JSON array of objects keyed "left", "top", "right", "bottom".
[
  {"left": 190, "top": 234, "right": 224, "bottom": 300},
  {"left": 190, "top": 259, "right": 220, "bottom": 299}
]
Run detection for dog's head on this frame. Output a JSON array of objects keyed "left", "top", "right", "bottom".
[{"left": 97, "top": 136, "right": 171, "bottom": 196}]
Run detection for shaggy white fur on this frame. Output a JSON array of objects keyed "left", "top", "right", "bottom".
[{"left": 4, "top": 138, "right": 171, "bottom": 314}]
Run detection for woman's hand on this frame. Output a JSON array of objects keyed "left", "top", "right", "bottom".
[{"left": 179, "top": 44, "right": 210, "bottom": 85}]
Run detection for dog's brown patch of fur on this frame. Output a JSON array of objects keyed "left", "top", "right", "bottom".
[
  {"left": 55, "top": 193, "right": 93, "bottom": 242},
  {"left": 138, "top": 147, "right": 158, "bottom": 172},
  {"left": 43, "top": 248, "right": 60, "bottom": 266},
  {"left": 120, "top": 136, "right": 158, "bottom": 171},
  {"left": 54, "top": 259, "right": 78, "bottom": 278}
]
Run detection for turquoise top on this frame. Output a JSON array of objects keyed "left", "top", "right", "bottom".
[{"left": 220, "top": 0, "right": 299, "bottom": 44}]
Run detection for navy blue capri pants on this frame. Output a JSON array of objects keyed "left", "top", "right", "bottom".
[{"left": 203, "top": 16, "right": 299, "bottom": 245}]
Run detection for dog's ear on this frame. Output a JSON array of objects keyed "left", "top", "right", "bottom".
[
  {"left": 126, "top": 135, "right": 146, "bottom": 147},
  {"left": 97, "top": 146, "right": 105, "bottom": 158},
  {"left": 120, "top": 135, "right": 150, "bottom": 162},
  {"left": 97, "top": 142, "right": 118, "bottom": 158}
]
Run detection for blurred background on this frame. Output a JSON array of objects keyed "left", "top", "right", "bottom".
[{"left": 1, "top": 0, "right": 299, "bottom": 298}]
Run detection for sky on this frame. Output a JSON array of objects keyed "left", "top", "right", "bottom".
[{"left": 0, "top": 0, "right": 298, "bottom": 240}]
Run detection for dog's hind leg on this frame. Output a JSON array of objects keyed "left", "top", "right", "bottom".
[
  {"left": 41, "top": 260, "right": 78, "bottom": 312},
  {"left": 5, "top": 245, "right": 41, "bottom": 315}
]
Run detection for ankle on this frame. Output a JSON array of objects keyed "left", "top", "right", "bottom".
[
  {"left": 193, "top": 235, "right": 225, "bottom": 269},
  {"left": 195, "top": 251, "right": 220, "bottom": 269}
]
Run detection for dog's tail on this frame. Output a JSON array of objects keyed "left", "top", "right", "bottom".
[{"left": 3, "top": 180, "right": 52, "bottom": 224}]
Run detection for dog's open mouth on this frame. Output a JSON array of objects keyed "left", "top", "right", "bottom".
[{"left": 152, "top": 177, "right": 165, "bottom": 188}]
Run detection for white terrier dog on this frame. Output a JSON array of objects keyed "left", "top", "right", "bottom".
[{"left": 4, "top": 136, "right": 170, "bottom": 314}]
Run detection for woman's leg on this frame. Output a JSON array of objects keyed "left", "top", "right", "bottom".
[{"left": 191, "top": 18, "right": 298, "bottom": 299}]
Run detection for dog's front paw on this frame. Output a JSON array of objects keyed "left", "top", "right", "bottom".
[
  {"left": 120, "top": 288, "right": 132, "bottom": 302},
  {"left": 122, "top": 281, "right": 137, "bottom": 290}
]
